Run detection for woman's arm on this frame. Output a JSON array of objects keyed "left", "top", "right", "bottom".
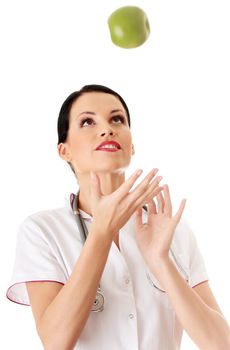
[
  {"left": 27, "top": 228, "right": 113, "bottom": 350},
  {"left": 135, "top": 184, "right": 230, "bottom": 350},
  {"left": 149, "top": 257, "right": 230, "bottom": 350},
  {"left": 26, "top": 168, "right": 162, "bottom": 350}
]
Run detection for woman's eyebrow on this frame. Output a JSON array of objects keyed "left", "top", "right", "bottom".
[
  {"left": 76, "top": 109, "right": 125, "bottom": 119},
  {"left": 110, "top": 109, "right": 124, "bottom": 114},
  {"left": 75, "top": 111, "right": 96, "bottom": 120},
  {"left": 76, "top": 111, "right": 95, "bottom": 119}
]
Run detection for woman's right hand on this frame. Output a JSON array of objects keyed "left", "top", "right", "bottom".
[{"left": 89, "top": 168, "right": 163, "bottom": 240}]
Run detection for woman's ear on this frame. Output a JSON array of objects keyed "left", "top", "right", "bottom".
[
  {"left": 132, "top": 144, "right": 135, "bottom": 155},
  {"left": 57, "top": 143, "right": 71, "bottom": 161}
]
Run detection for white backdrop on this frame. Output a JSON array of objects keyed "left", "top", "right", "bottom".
[{"left": 0, "top": 0, "right": 229, "bottom": 348}]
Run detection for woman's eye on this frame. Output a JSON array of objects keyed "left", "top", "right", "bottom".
[
  {"left": 80, "top": 118, "right": 94, "bottom": 127},
  {"left": 112, "top": 115, "right": 125, "bottom": 124}
]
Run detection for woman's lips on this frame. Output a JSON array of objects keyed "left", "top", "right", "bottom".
[
  {"left": 97, "top": 148, "right": 120, "bottom": 152},
  {"left": 96, "top": 141, "right": 121, "bottom": 152}
]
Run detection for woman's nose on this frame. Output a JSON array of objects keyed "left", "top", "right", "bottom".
[
  {"left": 100, "top": 125, "right": 115, "bottom": 137},
  {"left": 100, "top": 130, "right": 114, "bottom": 137}
]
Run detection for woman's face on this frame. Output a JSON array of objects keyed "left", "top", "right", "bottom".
[{"left": 58, "top": 92, "right": 134, "bottom": 175}]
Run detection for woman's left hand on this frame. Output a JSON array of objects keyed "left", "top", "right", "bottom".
[{"left": 134, "top": 184, "right": 186, "bottom": 271}]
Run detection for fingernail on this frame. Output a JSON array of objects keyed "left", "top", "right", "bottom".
[{"left": 136, "top": 169, "right": 143, "bottom": 176}]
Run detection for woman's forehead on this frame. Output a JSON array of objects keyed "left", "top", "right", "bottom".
[{"left": 70, "top": 92, "right": 126, "bottom": 116}]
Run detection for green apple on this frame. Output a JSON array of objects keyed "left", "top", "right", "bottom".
[{"left": 108, "top": 6, "right": 150, "bottom": 49}]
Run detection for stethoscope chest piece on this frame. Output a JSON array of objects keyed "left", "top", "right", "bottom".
[{"left": 92, "top": 288, "right": 104, "bottom": 312}]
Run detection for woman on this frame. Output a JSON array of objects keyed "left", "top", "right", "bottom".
[{"left": 7, "top": 84, "right": 230, "bottom": 349}]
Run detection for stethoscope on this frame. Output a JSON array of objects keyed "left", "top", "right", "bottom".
[{"left": 70, "top": 192, "right": 189, "bottom": 312}]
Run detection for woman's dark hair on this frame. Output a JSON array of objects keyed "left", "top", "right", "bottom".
[{"left": 57, "top": 84, "right": 131, "bottom": 145}]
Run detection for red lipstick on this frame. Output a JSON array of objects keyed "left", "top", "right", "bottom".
[{"left": 96, "top": 141, "right": 121, "bottom": 152}]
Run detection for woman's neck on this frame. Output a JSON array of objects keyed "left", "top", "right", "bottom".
[{"left": 77, "top": 171, "right": 125, "bottom": 216}]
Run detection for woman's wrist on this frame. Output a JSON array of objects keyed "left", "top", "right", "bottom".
[
  {"left": 89, "top": 222, "right": 117, "bottom": 245},
  {"left": 147, "top": 253, "right": 171, "bottom": 279}
]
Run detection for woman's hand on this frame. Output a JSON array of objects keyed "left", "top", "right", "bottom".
[
  {"left": 89, "top": 169, "right": 163, "bottom": 241},
  {"left": 134, "top": 184, "right": 186, "bottom": 271}
]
